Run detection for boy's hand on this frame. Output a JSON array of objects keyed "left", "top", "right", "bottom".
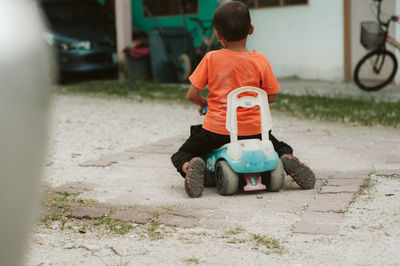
[
  {"left": 187, "top": 84, "right": 207, "bottom": 115},
  {"left": 198, "top": 105, "right": 208, "bottom": 116},
  {"left": 268, "top": 94, "right": 276, "bottom": 103}
]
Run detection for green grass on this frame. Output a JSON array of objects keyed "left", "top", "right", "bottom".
[
  {"left": 92, "top": 216, "right": 134, "bottom": 235},
  {"left": 63, "top": 80, "right": 197, "bottom": 100},
  {"left": 41, "top": 211, "right": 70, "bottom": 229},
  {"left": 61, "top": 80, "right": 400, "bottom": 127},
  {"left": 225, "top": 226, "right": 244, "bottom": 235},
  {"left": 42, "top": 191, "right": 97, "bottom": 211},
  {"left": 144, "top": 221, "right": 164, "bottom": 240},
  {"left": 183, "top": 257, "right": 200, "bottom": 265},
  {"left": 272, "top": 94, "right": 400, "bottom": 127},
  {"left": 40, "top": 190, "right": 134, "bottom": 234},
  {"left": 251, "top": 234, "right": 283, "bottom": 255},
  {"left": 64, "top": 80, "right": 133, "bottom": 96}
]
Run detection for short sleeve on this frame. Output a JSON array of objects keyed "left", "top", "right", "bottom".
[
  {"left": 189, "top": 54, "right": 209, "bottom": 90},
  {"left": 261, "top": 61, "right": 280, "bottom": 95}
]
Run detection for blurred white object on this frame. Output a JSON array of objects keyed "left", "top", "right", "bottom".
[{"left": 0, "top": 1, "right": 52, "bottom": 265}]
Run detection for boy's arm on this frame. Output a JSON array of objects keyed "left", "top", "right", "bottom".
[{"left": 187, "top": 85, "right": 207, "bottom": 113}]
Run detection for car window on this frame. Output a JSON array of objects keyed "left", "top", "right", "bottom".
[{"left": 42, "top": 2, "right": 113, "bottom": 27}]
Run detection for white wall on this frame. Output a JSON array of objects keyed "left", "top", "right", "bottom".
[{"left": 247, "top": 0, "right": 344, "bottom": 81}]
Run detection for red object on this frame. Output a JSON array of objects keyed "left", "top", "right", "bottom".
[
  {"left": 127, "top": 47, "right": 150, "bottom": 59},
  {"left": 243, "top": 173, "right": 266, "bottom": 192}
]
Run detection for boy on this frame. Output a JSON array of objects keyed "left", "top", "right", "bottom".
[{"left": 171, "top": 1, "right": 315, "bottom": 198}]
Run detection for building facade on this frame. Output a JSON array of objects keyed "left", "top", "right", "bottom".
[{"left": 245, "top": 0, "right": 400, "bottom": 82}]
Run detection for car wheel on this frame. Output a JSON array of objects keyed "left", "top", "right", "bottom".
[
  {"left": 262, "top": 159, "right": 285, "bottom": 192},
  {"left": 215, "top": 160, "right": 238, "bottom": 195}
]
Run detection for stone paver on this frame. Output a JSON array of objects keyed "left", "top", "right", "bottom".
[
  {"left": 375, "top": 170, "right": 400, "bottom": 176},
  {"left": 199, "top": 218, "right": 227, "bottom": 230},
  {"left": 171, "top": 206, "right": 214, "bottom": 218},
  {"left": 326, "top": 178, "right": 366, "bottom": 187},
  {"left": 79, "top": 158, "right": 118, "bottom": 167},
  {"left": 157, "top": 214, "right": 200, "bottom": 228},
  {"left": 307, "top": 193, "right": 355, "bottom": 212},
  {"left": 69, "top": 207, "right": 108, "bottom": 219},
  {"left": 319, "top": 185, "right": 361, "bottom": 194},
  {"left": 71, "top": 132, "right": 390, "bottom": 235},
  {"left": 52, "top": 182, "right": 94, "bottom": 195},
  {"left": 300, "top": 211, "right": 344, "bottom": 224},
  {"left": 80, "top": 137, "right": 184, "bottom": 167},
  {"left": 292, "top": 222, "right": 340, "bottom": 235},
  {"left": 111, "top": 210, "right": 153, "bottom": 224}
]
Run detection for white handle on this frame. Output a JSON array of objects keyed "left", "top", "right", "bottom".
[{"left": 226, "top": 86, "right": 273, "bottom": 142}]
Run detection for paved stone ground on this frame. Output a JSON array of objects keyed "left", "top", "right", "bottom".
[
  {"left": 31, "top": 84, "right": 400, "bottom": 265},
  {"left": 43, "top": 123, "right": 398, "bottom": 236},
  {"left": 39, "top": 80, "right": 400, "bottom": 238}
]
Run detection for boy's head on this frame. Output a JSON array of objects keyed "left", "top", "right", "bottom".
[{"left": 213, "top": 1, "right": 251, "bottom": 42}]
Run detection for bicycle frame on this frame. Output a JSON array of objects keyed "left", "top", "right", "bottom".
[
  {"left": 374, "top": 0, "right": 399, "bottom": 49},
  {"left": 386, "top": 35, "right": 400, "bottom": 50},
  {"left": 190, "top": 17, "right": 218, "bottom": 53},
  {"left": 370, "top": 1, "right": 399, "bottom": 73}
]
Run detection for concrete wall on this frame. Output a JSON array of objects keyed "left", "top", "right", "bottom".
[{"left": 247, "top": 0, "right": 344, "bottom": 81}]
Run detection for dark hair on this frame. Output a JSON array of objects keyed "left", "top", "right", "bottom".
[{"left": 213, "top": 1, "right": 251, "bottom": 42}]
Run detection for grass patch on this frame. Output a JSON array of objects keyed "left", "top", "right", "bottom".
[
  {"left": 63, "top": 80, "right": 133, "bottom": 96},
  {"left": 225, "top": 226, "right": 244, "bottom": 235},
  {"left": 40, "top": 190, "right": 134, "bottom": 235},
  {"left": 251, "top": 234, "right": 283, "bottom": 255},
  {"left": 357, "top": 177, "right": 377, "bottom": 196},
  {"left": 183, "top": 257, "right": 200, "bottom": 265},
  {"left": 144, "top": 221, "right": 164, "bottom": 240},
  {"left": 226, "top": 237, "right": 247, "bottom": 244},
  {"left": 272, "top": 93, "right": 400, "bottom": 127},
  {"left": 92, "top": 217, "right": 134, "bottom": 235},
  {"left": 62, "top": 80, "right": 208, "bottom": 102},
  {"left": 41, "top": 211, "right": 70, "bottom": 229},
  {"left": 41, "top": 214, "right": 134, "bottom": 235},
  {"left": 42, "top": 191, "right": 98, "bottom": 213},
  {"left": 62, "top": 80, "right": 399, "bottom": 127}
]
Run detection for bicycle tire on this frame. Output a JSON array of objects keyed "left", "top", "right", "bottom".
[
  {"left": 354, "top": 49, "right": 398, "bottom": 91},
  {"left": 177, "top": 53, "right": 192, "bottom": 82}
]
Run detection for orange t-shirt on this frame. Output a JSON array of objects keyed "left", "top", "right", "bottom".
[{"left": 189, "top": 49, "right": 280, "bottom": 136}]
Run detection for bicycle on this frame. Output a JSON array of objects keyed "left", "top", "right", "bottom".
[
  {"left": 354, "top": 0, "right": 400, "bottom": 91},
  {"left": 189, "top": 17, "right": 221, "bottom": 68}
]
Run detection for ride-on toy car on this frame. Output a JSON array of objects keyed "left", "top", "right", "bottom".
[{"left": 204, "top": 87, "right": 285, "bottom": 195}]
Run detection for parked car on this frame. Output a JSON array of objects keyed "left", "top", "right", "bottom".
[{"left": 39, "top": 0, "right": 117, "bottom": 77}]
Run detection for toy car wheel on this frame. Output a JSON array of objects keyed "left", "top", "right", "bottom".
[
  {"left": 215, "top": 160, "right": 238, "bottom": 195},
  {"left": 262, "top": 159, "right": 285, "bottom": 192}
]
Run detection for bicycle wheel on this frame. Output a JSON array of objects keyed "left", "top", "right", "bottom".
[
  {"left": 177, "top": 53, "right": 192, "bottom": 82},
  {"left": 354, "top": 50, "right": 398, "bottom": 91}
]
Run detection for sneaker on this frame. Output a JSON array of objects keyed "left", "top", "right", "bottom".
[
  {"left": 184, "top": 157, "right": 205, "bottom": 198},
  {"left": 281, "top": 154, "right": 316, "bottom": 189}
]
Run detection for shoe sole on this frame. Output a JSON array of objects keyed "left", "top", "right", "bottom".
[
  {"left": 185, "top": 157, "right": 205, "bottom": 198},
  {"left": 281, "top": 155, "right": 316, "bottom": 189}
]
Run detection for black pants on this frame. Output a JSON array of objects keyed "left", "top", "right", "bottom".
[{"left": 171, "top": 125, "right": 293, "bottom": 177}]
